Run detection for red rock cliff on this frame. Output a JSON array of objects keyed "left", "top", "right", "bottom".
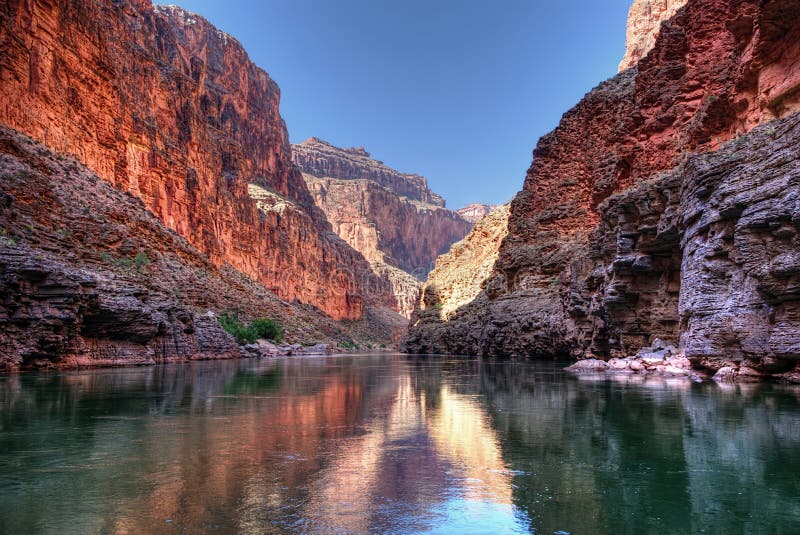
[
  {"left": 293, "top": 138, "right": 446, "bottom": 207},
  {"left": 294, "top": 139, "right": 474, "bottom": 317},
  {"left": 406, "top": 0, "right": 800, "bottom": 378},
  {"left": 0, "top": 0, "right": 386, "bottom": 320}
]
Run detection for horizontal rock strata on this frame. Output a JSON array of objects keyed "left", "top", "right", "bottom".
[
  {"left": 0, "top": 0, "right": 395, "bottom": 320},
  {"left": 0, "top": 127, "right": 404, "bottom": 369},
  {"left": 406, "top": 0, "right": 800, "bottom": 381}
]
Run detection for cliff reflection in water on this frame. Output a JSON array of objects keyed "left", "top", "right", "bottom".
[{"left": 1, "top": 355, "right": 799, "bottom": 534}]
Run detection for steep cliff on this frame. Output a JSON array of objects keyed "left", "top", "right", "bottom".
[
  {"left": 407, "top": 205, "right": 510, "bottom": 340},
  {"left": 406, "top": 0, "right": 800, "bottom": 380},
  {"left": 0, "top": 0, "right": 394, "bottom": 321},
  {"left": 619, "top": 0, "right": 688, "bottom": 71},
  {"left": 456, "top": 204, "right": 499, "bottom": 224},
  {"left": 293, "top": 138, "right": 445, "bottom": 206},
  {"left": 0, "top": 128, "right": 401, "bottom": 369},
  {"left": 294, "top": 139, "right": 474, "bottom": 317}
]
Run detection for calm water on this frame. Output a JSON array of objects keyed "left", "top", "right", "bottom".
[{"left": 1, "top": 355, "right": 799, "bottom": 534}]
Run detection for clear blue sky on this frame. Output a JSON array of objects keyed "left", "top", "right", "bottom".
[{"left": 162, "top": 0, "right": 632, "bottom": 208}]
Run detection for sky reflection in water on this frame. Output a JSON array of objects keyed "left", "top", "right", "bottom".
[{"left": 1, "top": 355, "right": 799, "bottom": 534}]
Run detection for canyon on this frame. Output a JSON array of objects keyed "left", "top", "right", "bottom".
[
  {"left": 294, "top": 138, "right": 474, "bottom": 317},
  {"left": 406, "top": 0, "right": 800, "bottom": 382},
  {"left": 1, "top": 0, "right": 799, "bottom": 382},
  {"left": 0, "top": 0, "right": 390, "bottom": 322},
  {"left": 0, "top": 0, "right": 423, "bottom": 367}
]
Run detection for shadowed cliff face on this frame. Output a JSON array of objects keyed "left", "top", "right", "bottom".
[
  {"left": 406, "top": 0, "right": 800, "bottom": 380},
  {"left": 0, "top": 0, "right": 395, "bottom": 320}
]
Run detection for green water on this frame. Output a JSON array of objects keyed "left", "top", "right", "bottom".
[{"left": 1, "top": 355, "right": 799, "bottom": 534}]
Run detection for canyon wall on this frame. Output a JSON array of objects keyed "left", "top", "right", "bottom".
[
  {"left": 294, "top": 138, "right": 474, "bottom": 316},
  {"left": 409, "top": 204, "right": 509, "bottom": 330},
  {"left": 406, "top": 0, "right": 800, "bottom": 379},
  {"left": 293, "top": 138, "right": 445, "bottom": 206},
  {"left": 456, "top": 204, "right": 499, "bottom": 224},
  {"left": 0, "top": 128, "right": 401, "bottom": 368},
  {"left": 0, "top": 0, "right": 393, "bottom": 320},
  {"left": 619, "top": 0, "right": 688, "bottom": 71}
]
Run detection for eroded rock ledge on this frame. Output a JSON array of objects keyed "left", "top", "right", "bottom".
[
  {"left": 406, "top": 0, "right": 800, "bottom": 383},
  {"left": 294, "top": 139, "right": 474, "bottom": 317},
  {"left": 0, "top": 128, "right": 403, "bottom": 369}
]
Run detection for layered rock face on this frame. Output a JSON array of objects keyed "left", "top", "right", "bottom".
[
  {"left": 294, "top": 138, "right": 445, "bottom": 206},
  {"left": 406, "top": 0, "right": 800, "bottom": 380},
  {"left": 619, "top": 0, "right": 688, "bottom": 71},
  {"left": 0, "top": 128, "right": 401, "bottom": 369},
  {"left": 408, "top": 204, "right": 509, "bottom": 334},
  {"left": 456, "top": 204, "right": 499, "bottom": 224},
  {"left": 295, "top": 139, "right": 473, "bottom": 317},
  {"left": 0, "top": 0, "right": 392, "bottom": 320}
]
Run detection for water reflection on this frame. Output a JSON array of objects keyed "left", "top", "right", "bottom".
[{"left": 1, "top": 356, "right": 799, "bottom": 534}]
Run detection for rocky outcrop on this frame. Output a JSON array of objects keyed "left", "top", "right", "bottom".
[
  {"left": 407, "top": 205, "right": 509, "bottom": 346},
  {"left": 619, "top": 0, "right": 688, "bottom": 71},
  {"left": 0, "top": 127, "right": 404, "bottom": 369},
  {"left": 302, "top": 175, "right": 471, "bottom": 276},
  {"left": 293, "top": 138, "right": 445, "bottom": 206},
  {"left": 0, "top": 0, "right": 396, "bottom": 320},
  {"left": 406, "top": 0, "right": 800, "bottom": 381},
  {"left": 456, "top": 204, "right": 499, "bottom": 224},
  {"left": 295, "top": 140, "right": 474, "bottom": 317}
]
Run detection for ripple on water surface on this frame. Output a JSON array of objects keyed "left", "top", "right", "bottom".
[{"left": 1, "top": 355, "right": 799, "bottom": 534}]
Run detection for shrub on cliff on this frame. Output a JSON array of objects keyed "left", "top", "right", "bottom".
[
  {"left": 250, "top": 318, "right": 284, "bottom": 343},
  {"left": 219, "top": 312, "right": 283, "bottom": 344}
]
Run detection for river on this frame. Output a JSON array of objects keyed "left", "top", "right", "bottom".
[{"left": 1, "top": 355, "right": 799, "bottom": 534}]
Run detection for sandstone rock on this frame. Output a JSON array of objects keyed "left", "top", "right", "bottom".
[
  {"left": 406, "top": 0, "right": 800, "bottom": 383},
  {"left": 0, "top": 0, "right": 398, "bottom": 321},
  {"left": 256, "top": 340, "right": 281, "bottom": 357},
  {"left": 629, "top": 360, "right": 646, "bottom": 372},
  {"left": 608, "top": 358, "right": 631, "bottom": 370},
  {"left": 293, "top": 138, "right": 444, "bottom": 206},
  {"left": 456, "top": 204, "right": 499, "bottom": 224},
  {"left": 565, "top": 359, "right": 609, "bottom": 373},
  {"left": 713, "top": 367, "right": 737, "bottom": 381},
  {"left": 619, "top": 0, "right": 688, "bottom": 71},
  {"left": 664, "top": 365, "right": 688, "bottom": 376},
  {"left": 298, "top": 343, "right": 331, "bottom": 355}
]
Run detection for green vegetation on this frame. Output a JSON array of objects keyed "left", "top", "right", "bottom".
[
  {"left": 219, "top": 312, "right": 284, "bottom": 344},
  {"left": 111, "top": 251, "right": 150, "bottom": 271},
  {"left": 133, "top": 251, "right": 149, "bottom": 269},
  {"left": 56, "top": 227, "right": 72, "bottom": 238},
  {"left": 340, "top": 340, "right": 360, "bottom": 350},
  {"left": 249, "top": 317, "right": 284, "bottom": 343}
]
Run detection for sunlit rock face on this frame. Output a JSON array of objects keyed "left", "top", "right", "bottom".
[
  {"left": 456, "top": 203, "right": 499, "bottom": 224},
  {"left": 294, "top": 138, "right": 473, "bottom": 317},
  {"left": 405, "top": 0, "right": 800, "bottom": 379},
  {"left": 619, "top": 0, "right": 688, "bottom": 71},
  {"left": 0, "top": 128, "right": 401, "bottom": 368},
  {"left": 406, "top": 205, "right": 510, "bottom": 351},
  {"left": 293, "top": 138, "right": 445, "bottom": 206},
  {"left": 0, "top": 0, "right": 395, "bottom": 320}
]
